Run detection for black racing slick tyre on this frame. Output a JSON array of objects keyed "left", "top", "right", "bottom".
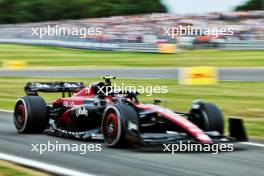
[
  {"left": 14, "top": 96, "right": 48, "bottom": 133},
  {"left": 189, "top": 101, "right": 224, "bottom": 134},
  {"left": 101, "top": 103, "right": 140, "bottom": 147}
]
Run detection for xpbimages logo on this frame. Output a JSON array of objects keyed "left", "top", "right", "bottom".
[
  {"left": 163, "top": 25, "right": 234, "bottom": 39},
  {"left": 31, "top": 141, "right": 102, "bottom": 155},
  {"left": 163, "top": 141, "right": 234, "bottom": 154},
  {"left": 95, "top": 83, "right": 168, "bottom": 97},
  {"left": 31, "top": 25, "right": 102, "bottom": 38}
]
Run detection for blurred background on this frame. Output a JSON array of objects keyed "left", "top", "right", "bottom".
[
  {"left": 0, "top": 0, "right": 264, "bottom": 50},
  {"left": 0, "top": 1, "right": 264, "bottom": 175},
  {"left": 0, "top": 0, "right": 263, "bottom": 135}
]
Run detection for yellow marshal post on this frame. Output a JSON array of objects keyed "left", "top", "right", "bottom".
[
  {"left": 2, "top": 61, "right": 28, "bottom": 70},
  {"left": 179, "top": 66, "right": 218, "bottom": 85}
]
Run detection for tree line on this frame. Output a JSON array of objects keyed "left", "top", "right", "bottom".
[
  {"left": 235, "top": 0, "right": 263, "bottom": 11},
  {"left": 0, "top": 0, "right": 167, "bottom": 24}
]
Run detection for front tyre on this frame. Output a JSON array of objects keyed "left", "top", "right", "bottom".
[
  {"left": 189, "top": 101, "right": 224, "bottom": 134},
  {"left": 101, "top": 104, "right": 140, "bottom": 147},
  {"left": 14, "top": 96, "right": 48, "bottom": 133}
]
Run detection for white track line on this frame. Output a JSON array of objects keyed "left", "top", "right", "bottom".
[
  {"left": 239, "top": 142, "right": 264, "bottom": 148},
  {"left": 0, "top": 152, "right": 96, "bottom": 176},
  {"left": 0, "top": 110, "right": 13, "bottom": 113}
]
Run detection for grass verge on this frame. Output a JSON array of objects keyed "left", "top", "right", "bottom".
[
  {"left": 0, "top": 44, "right": 264, "bottom": 67},
  {"left": 0, "top": 160, "right": 49, "bottom": 176}
]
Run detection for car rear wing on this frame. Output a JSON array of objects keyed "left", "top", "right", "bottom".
[{"left": 24, "top": 82, "right": 85, "bottom": 97}]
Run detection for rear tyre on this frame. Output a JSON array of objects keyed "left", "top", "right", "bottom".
[
  {"left": 101, "top": 103, "right": 140, "bottom": 147},
  {"left": 189, "top": 101, "right": 224, "bottom": 134},
  {"left": 14, "top": 96, "right": 48, "bottom": 133}
]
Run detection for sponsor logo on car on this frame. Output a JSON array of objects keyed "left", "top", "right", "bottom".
[
  {"left": 76, "top": 107, "right": 88, "bottom": 117},
  {"left": 63, "top": 101, "right": 74, "bottom": 107},
  {"left": 64, "top": 83, "right": 79, "bottom": 88},
  {"left": 33, "top": 83, "right": 50, "bottom": 88}
]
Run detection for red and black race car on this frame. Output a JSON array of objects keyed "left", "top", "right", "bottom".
[{"left": 13, "top": 76, "right": 247, "bottom": 147}]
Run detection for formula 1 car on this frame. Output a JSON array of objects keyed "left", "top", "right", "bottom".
[{"left": 13, "top": 76, "right": 247, "bottom": 147}]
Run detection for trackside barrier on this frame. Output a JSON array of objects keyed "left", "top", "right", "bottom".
[
  {"left": 220, "top": 40, "right": 264, "bottom": 50},
  {"left": 0, "top": 39, "right": 177, "bottom": 53}
]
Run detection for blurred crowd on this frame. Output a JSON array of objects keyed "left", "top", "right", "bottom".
[{"left": 0, "top": 11, "right": 264, "bottom": 44}]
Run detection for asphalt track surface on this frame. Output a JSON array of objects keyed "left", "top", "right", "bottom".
[
  {"left": 0, "top": 68, "right": 264, "bottom": 81},
  {"left": 0, "top": 112, "right": 263, "bottom": 176}
]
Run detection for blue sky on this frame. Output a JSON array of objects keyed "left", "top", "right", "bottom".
[{"left": 161, "top": 0, "right": 248, "bottom": 14}]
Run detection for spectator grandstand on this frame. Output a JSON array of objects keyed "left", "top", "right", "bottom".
[{"left": 0, "top": 11, "right": 264, "bottom": 50}]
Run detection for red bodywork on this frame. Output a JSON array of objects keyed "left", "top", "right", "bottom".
[
  {"left": 53, "top": 86, "right": 94, "bottom": 124},
  {"left": 136, "top": 104, "right": 212, "bottom": 143},
  {"left": 53, "top": 84, "right": 212, "bottom": 144}
]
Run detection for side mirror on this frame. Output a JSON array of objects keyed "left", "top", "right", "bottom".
[
  {"left": 101, "top": 76, "right": 116, "bottom": 86},
  {"left": 154, "top": 98, "right": 163, "bottom": 105}
]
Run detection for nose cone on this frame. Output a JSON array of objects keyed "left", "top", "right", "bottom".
[{"left": 197, "top": 133, "right": 213, "bottom": 144}]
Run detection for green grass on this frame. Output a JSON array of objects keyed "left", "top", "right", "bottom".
[
  {"left": 0, "top": 160, "right": 48, "bottom": 176},
  {"left": 1, "top": 44, "right": 264, "bottom": 67},
  {"left": 0, "top": 165, "right": 30, "bottom": 176},
  {"left": 0, "top": 77, "right": 263, "bottom": 137}
]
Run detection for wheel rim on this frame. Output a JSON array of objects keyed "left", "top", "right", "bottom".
[
  {"left": 103, "top": 112, "right": 120, "bottom": 145},
  {"left": 105, "top": 113, "right": 118, "bottom": 138},
  {"left": 14, "top": 103, "right": 26, "bottom": 130}
]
